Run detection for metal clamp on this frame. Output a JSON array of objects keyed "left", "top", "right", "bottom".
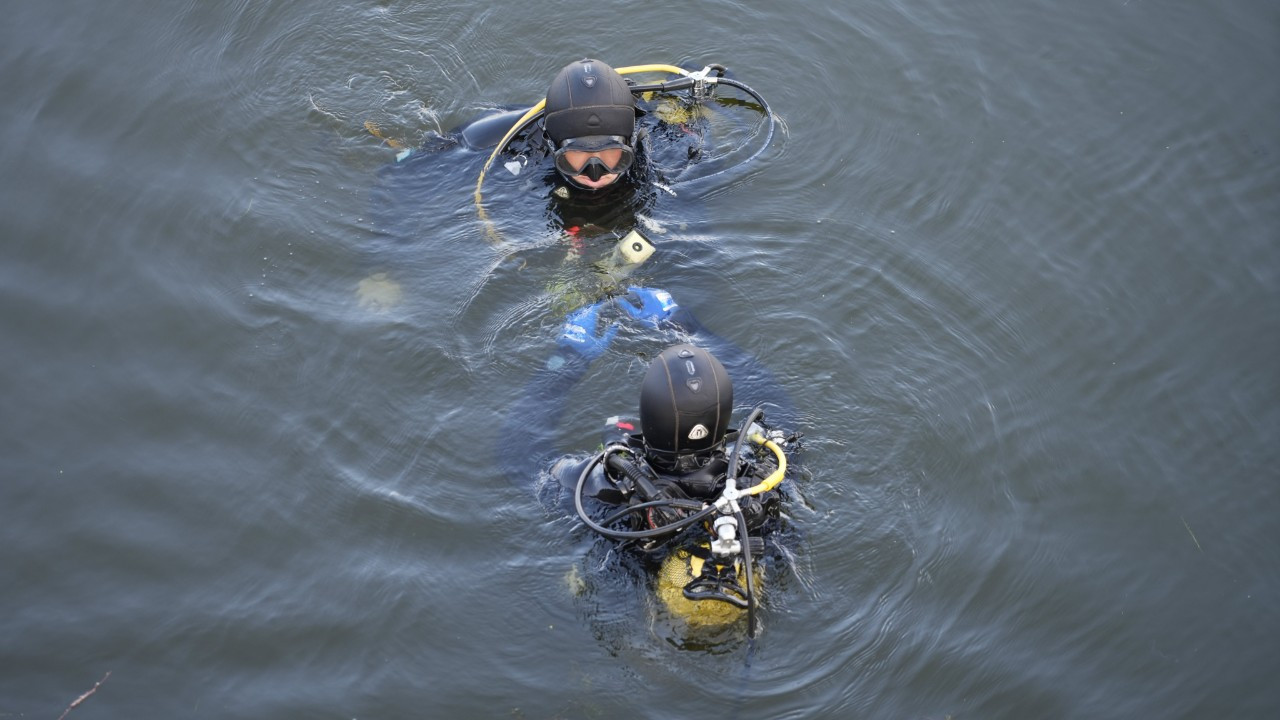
[
  {"left": 687, "top": 65, "right": 720, "bottom": 98},
  {"left": 714, "top": 477, "right": 741, "bottom": 515}
]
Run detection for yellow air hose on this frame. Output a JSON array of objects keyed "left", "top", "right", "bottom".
[{"left": 741, "top": 433, "right": 786, "bottom": 495}]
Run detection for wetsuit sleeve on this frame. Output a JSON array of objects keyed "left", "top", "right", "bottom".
[
  {"left": 499, "top": 297, "right": 621, "bottom": 489},
  {"left": 496, "top": 351, "right": 594, "bottom": 490},
  {"left": 365, "top": 145, "right": 466, "bottom": 252},
  {"left": 365, "top": 106, "right": 530, "bottom": 246}
]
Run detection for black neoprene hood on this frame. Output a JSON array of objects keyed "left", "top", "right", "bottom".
[
  {"left": 543, "top": 59, "right": 636, "bottom": 145},
  {"left": 639, "top": 344, "right": 734, "bottom": 456}
]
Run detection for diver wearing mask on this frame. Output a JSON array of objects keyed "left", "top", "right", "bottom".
[
  {"left": 360, "top": 57, "right": 774, "bottom": 316},
  {"left": 451, "top": 56, "right": 774, "bottom": 238},
  {"left": 460, "top": 58, "right": 664, "bottom": 236},
  {"left": 368, "top": 55, "right": 775, "bottom": 245},
  {"left": 541, "top": 58, "right": 640, "bottom": 192},
  {"left": 537, "top": 58, "right": 653, "bottom": 235}
]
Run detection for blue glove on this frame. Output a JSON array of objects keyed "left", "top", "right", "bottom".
[
  {"left": 616, "top": 286, "right": 679, "bottom": 327},
  {"left": 557, "top": 301, "right": 619, "bottom": 361}
]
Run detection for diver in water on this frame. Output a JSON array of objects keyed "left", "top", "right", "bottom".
[
  {"left": 369, "top": 56, "right": 774, "bottom": 241},
  {"left": 360, "top": 57, "right": 775, "bottom": 316},
  {"left": 460, "top": 56, "right": 772, "bottom": 236},
  {"left": 500, "top": 290, "right": 800, "bottom": 636},
  {"left": 437, "top": 57, "right": 652, "bottom": 238}
]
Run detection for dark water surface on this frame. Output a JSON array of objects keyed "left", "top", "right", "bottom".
[{"left": 3, "top": 1, "right": 1277, "bottom": 718}]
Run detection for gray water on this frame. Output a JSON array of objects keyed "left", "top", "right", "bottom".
[{"left": 3, "top": 1, "right": 1277, "bottom": 718}]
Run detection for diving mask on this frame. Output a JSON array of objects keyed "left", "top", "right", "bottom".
[{"left": 553, "top": 135, "right": 635, "bottom": 182}]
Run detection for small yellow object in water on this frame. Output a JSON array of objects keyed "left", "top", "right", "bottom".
[
  {"left": 356, "top": 272, "right": 403, "bottom": 311},
  {"left": 364, "top": 120, "right": 405, "bottom": 150},
  {"left": 564, "top": 564, "right": 587, "bottom": 596},
  {"left": 652, "top": 98, "right": 710, "bottom": 126}
]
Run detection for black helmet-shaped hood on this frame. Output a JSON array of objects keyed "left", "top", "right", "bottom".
[
  {"left": 639, "top": 344, "right": 733, "bottom": 458},
  {"left": 544, "top": 58, "right": 636, "bottom": 145}
]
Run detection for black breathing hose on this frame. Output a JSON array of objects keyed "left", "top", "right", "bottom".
[
  {"left": 727, "top": 407, "right": 765, "bottom": 481},
  {"left": 736, "top": 508, "right": 757, "bottom": 637},
  {"left": 626, "top": 77, "right": 697, "bottom": 94},
  {"left": 605, "top": 451, "right": 659, "bottom": 498},
  {"left": 726, "top": 406, "right": 765, "bottom": 636},
  {"left": 597, "top": 498, "right": 704, "bottom": 527},
  {"left": 667, "top": 75, "right": 775, "bottom": 187},
  {"left": 574, "top": 451, "right": 716, "bottom": 541}
]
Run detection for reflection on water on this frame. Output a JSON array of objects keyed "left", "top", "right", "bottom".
[{"left": 2, "top": 0, "right": 1278, "bottom": 718}]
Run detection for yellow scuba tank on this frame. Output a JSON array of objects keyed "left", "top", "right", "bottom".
[{"left": 655, "top": 544, "right": 763, "bottom": 627}]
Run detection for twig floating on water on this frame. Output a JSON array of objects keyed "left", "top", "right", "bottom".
[
  {"left": 57, "top": 671, "right": 111, "bottom": 720},
  {"left": 1181, "top": 516, "right": 1202, "bottom": 552}
]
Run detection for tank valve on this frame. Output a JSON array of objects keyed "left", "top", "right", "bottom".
[{"left": 711, "top": 515, "right": 741, "bottom": 557}]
